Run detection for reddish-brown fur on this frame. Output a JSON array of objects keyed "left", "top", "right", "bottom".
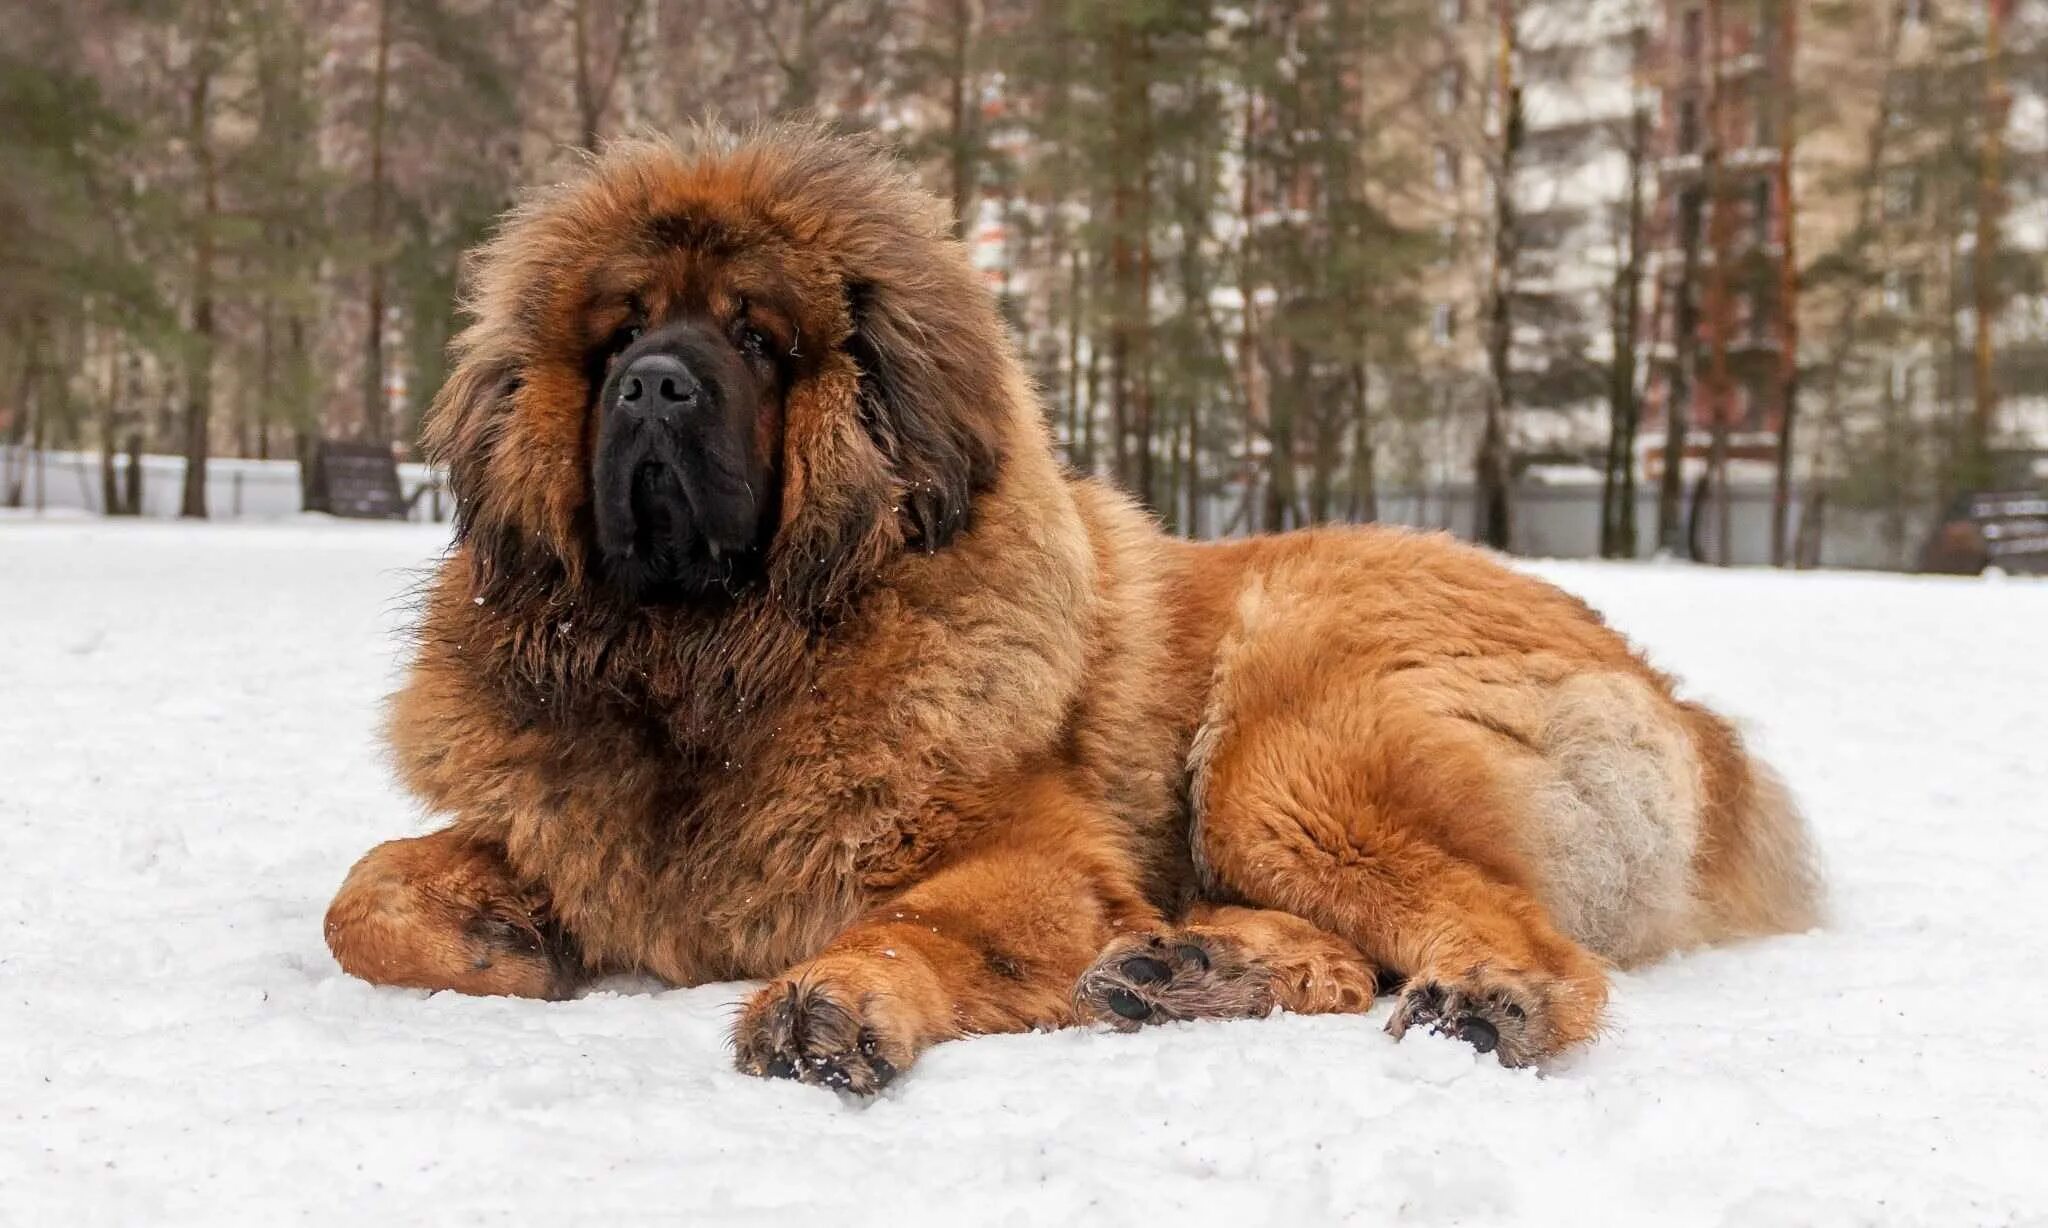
[{"left": 326, "top": 124, "right": 1822, "bottom": 1088}]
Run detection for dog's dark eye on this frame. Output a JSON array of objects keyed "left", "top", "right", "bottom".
[
  {"left": 600, "top": 323, "right": 641, "bottom": 371},
  {"left": 737, "top": 325, "right": 769, "bottom": 359}
]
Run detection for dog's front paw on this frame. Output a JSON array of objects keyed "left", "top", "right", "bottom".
[{"left": 733, "top": 970, "right": 922, "bottom": 1095}]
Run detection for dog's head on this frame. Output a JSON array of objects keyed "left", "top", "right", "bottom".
[{"left": 429, "top": 123, "right": 1011, "bottom": 616}]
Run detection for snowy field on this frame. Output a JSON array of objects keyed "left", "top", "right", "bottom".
[{"left": 4, "top": 515, "right": 2046, "bottom": 1227}]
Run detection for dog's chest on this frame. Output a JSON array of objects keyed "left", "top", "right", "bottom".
[{"left": 530, "top": 764, "right": 958, "bottom": 985}]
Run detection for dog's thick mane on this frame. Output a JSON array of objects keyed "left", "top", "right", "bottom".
[{"left": 412, "top": 554, "right": 814, "bottom": 767}]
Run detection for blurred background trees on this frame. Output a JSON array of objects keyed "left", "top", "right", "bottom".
[{"left": 1, "top": 0, "right": 2043, "bottom": 568}]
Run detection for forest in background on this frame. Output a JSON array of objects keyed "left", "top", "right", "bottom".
[{"left": 2, "top": 0, "right": 2044, "bottom": 566}]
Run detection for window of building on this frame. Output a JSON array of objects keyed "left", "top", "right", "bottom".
[
  {"left": 1889, "top": 356, "right": 1915, "bottom": 401},
  {"left": 1882, "top": 269, "right": 1922, "bottom": 314},
  {"left": 1430, "top": 303, "right": 1457, "bottom": 346},
  {"left": 1675, "top": 185, "right": 1707, "bottom": 250},
  {"left": 1903, "top": 0, "right": 1930, "bottom": 27},
  {"left": 1438, "top": 0, "right": 1466, "bottom": 25},
  {"left": 1756, "top": 0, "right": 1777, "bottom": 48},
  {"left": 1752, "top": 179, "right": 1772, "bottom": 246},
  {"left": 1884, "top": 169, "right": 1922, "bottom": 220},
  {"left": 1433, "top": 145, "right": 1461, "bottom": 193},
  {"left": 1681, "top": 8, "right": 1704, "bottom": 58},
  {"left": 1437, "top": 63, "right": 1464, "bottom": 114},
  {"left": 1678, "top": 96, "right": 1702, "bottom": 153}
]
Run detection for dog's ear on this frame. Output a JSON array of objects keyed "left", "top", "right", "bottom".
[
  {"left": 422, "top": 351, "right": 519, "bottom": 525},
  {"left": 420, "top": 349, "right": 551, "bottom": 599},
  {"left": 843, "top": 281, "right": 1005, "bottom": 552}
]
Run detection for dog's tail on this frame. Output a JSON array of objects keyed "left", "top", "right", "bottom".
[{"left": 1687, "top": 706, "right": 1826, "bottom": 943}]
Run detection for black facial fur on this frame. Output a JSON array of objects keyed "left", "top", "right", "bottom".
[{"left": 590, "top": 319, "right": 778, "bottom": 603}]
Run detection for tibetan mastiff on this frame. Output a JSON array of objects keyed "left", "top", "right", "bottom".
[{"left": 326, "top": 123, "right": 1821, "bottom": 1089}]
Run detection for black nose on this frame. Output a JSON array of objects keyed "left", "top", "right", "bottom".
[{"left": 614, "top": 353, "right": 702, "bottom": 420}]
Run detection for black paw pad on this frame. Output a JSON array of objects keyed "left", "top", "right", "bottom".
[
  {"left": 857, "top": 1030, "right": 899, "bottom": 1089},
  {"left": 1122, "top": 956, "right": 1172, "bottom": 985},
  {"left": 1104, "top": 987, "right": 1152, "bottom": 1021},
  {"left": 1452, "top": 1016, "right": 1499, "bottom": 1053}
]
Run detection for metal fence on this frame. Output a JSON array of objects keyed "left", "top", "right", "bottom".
[
  {"left": 2, "top": 445, "right": 1927, "bottom": 569},
  {"left": 0, "top": 447, "right": 450, "bottom": 523},
  {"left": 1369, "top": 482, "right": 1927, "bottom": 570}
]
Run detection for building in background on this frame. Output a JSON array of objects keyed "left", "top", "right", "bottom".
[
  {"left": 1507, "top": 0, "right": 1654, "bottom": 463},
  {"left": 1633, "top": 0, "right": 2048, "bottom": 538},
  {"left": 1636, "top": 0, "right": 1796, "bottom": 522}
]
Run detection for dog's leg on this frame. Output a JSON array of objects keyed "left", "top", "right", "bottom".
[
  {"left": 1073, "top": 903, "right": 1380, "bottom": 1029},
  {"left": 324, "top": 828, "right": 577, "bottom": 1000},
  {"left": 732, "top": 790, "right": 1158, "bottom": 1093},
  {"left": 1194, "top": 776, "right": 1608, "bottom": 1066}
]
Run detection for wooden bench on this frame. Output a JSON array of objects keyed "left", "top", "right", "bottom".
[{"left": 1920, "top": 490, "right": 2048, "bottom": 575}]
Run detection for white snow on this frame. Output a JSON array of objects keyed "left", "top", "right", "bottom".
[{"left": 4, "top": 517, "right": 2046, "bottom": 1226}]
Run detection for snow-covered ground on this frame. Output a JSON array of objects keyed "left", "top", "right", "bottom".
[{"left": 4, "top": 517, "right": 2045, "bottom": 1226}]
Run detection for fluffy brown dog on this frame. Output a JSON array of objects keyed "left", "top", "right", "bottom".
[{"left": 325, "top": 123, "right": 1822, "bottom": 1089}]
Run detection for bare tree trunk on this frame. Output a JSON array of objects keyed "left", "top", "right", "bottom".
[
  {"left": 1104, "top": 15, "right": 1156, "bottom": 509},
  {"left": 741, "top": 0, "right": 839, "bottom": 114},
  {"left": 573, "top": 0, "right": 597, "bottom": 149},
  {"left": 944, "top": 0, "right": 975, "bottom": 237},
  {"left": 1309, "top": 405, "right": 1343, "bottom": 525},
  {"left": 7, "top": 324, "right": 39, "bottom": 509},
  {"left": 1348, "top": 361, "right": 1376, "bottom": 522},
  {"left": 1798, "top": 0, "right": 1909, "bottom": 562},
  {"left": 1264, "top": 349, "right": 1303, "bottom": 532},
  {"left": 1179, "top": 217, "right": 1205, "bottom": 538},
  {"left": 124, "top": 429, "right": 144, "bottom": 515},
  {"left": 1474, "top": 0, "right": 1519, "bottom": 551},
  {"left": 1603, "top": 30, "right": 1650, "bottom": 558},
  {"left": 1065, "top": 248, "right": 1085, "bottom": 468},
  {"left": 1793, "top": 484, "right": 1825, "bottom": 567},
  {"left": 1132, "top": 33, "right": 1156, "bottom": 511},
  {"left": 100, "top": 331, "right": 121, "bottom": 516},
  {"left": 1768, "top": 0, "right": 1802, "bottom": 566},
  {"left": 181, "top": 0, "right": 220, "bottom": 520},
  {"left": 1236, "top": 89, "right": 1265, "bottom": 531},
  {"left": 1660, "top": 189, "right": 1703, "bottom": 553},
  {"left": 573, "top": 0, "right": 646, "bottom": 151},
  {"left": 1967, "top": 0, "right": 2013, "bottom": 482},
  {"left": 1106, "top": 20, "right": 1133, "bottom": 488},
  {"left": 297, "top": 428, "right": 317, "bottom": 509},
  {"left": 257, "top": 306, "right": 274, "bottom": 462},
  {"left": 1689, "top": 0, "right": 1734, "bottom": 564},
  {"left": 361, "top": 0, "right": 392, "bottom": 448},
  {"left": 1686, "top": 466, "right": 1711, "bottom": 561},
  {"left": 1880, "top": 337, "right": 1908, "bottom": 562},
  {"left": 1082, "top": 328, "right": 1100, "bottom": 474},
  {"left": 28, "top": 382, "right": 46, "bottom": 513}
]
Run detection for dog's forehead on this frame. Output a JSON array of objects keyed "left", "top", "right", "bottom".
[{"left": 556, "top": 206, "right": 841, "bottom": 346}]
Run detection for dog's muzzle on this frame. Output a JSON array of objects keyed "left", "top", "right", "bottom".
[{"left": 592, "top": 332, "right": 762, "bottom": 599}]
